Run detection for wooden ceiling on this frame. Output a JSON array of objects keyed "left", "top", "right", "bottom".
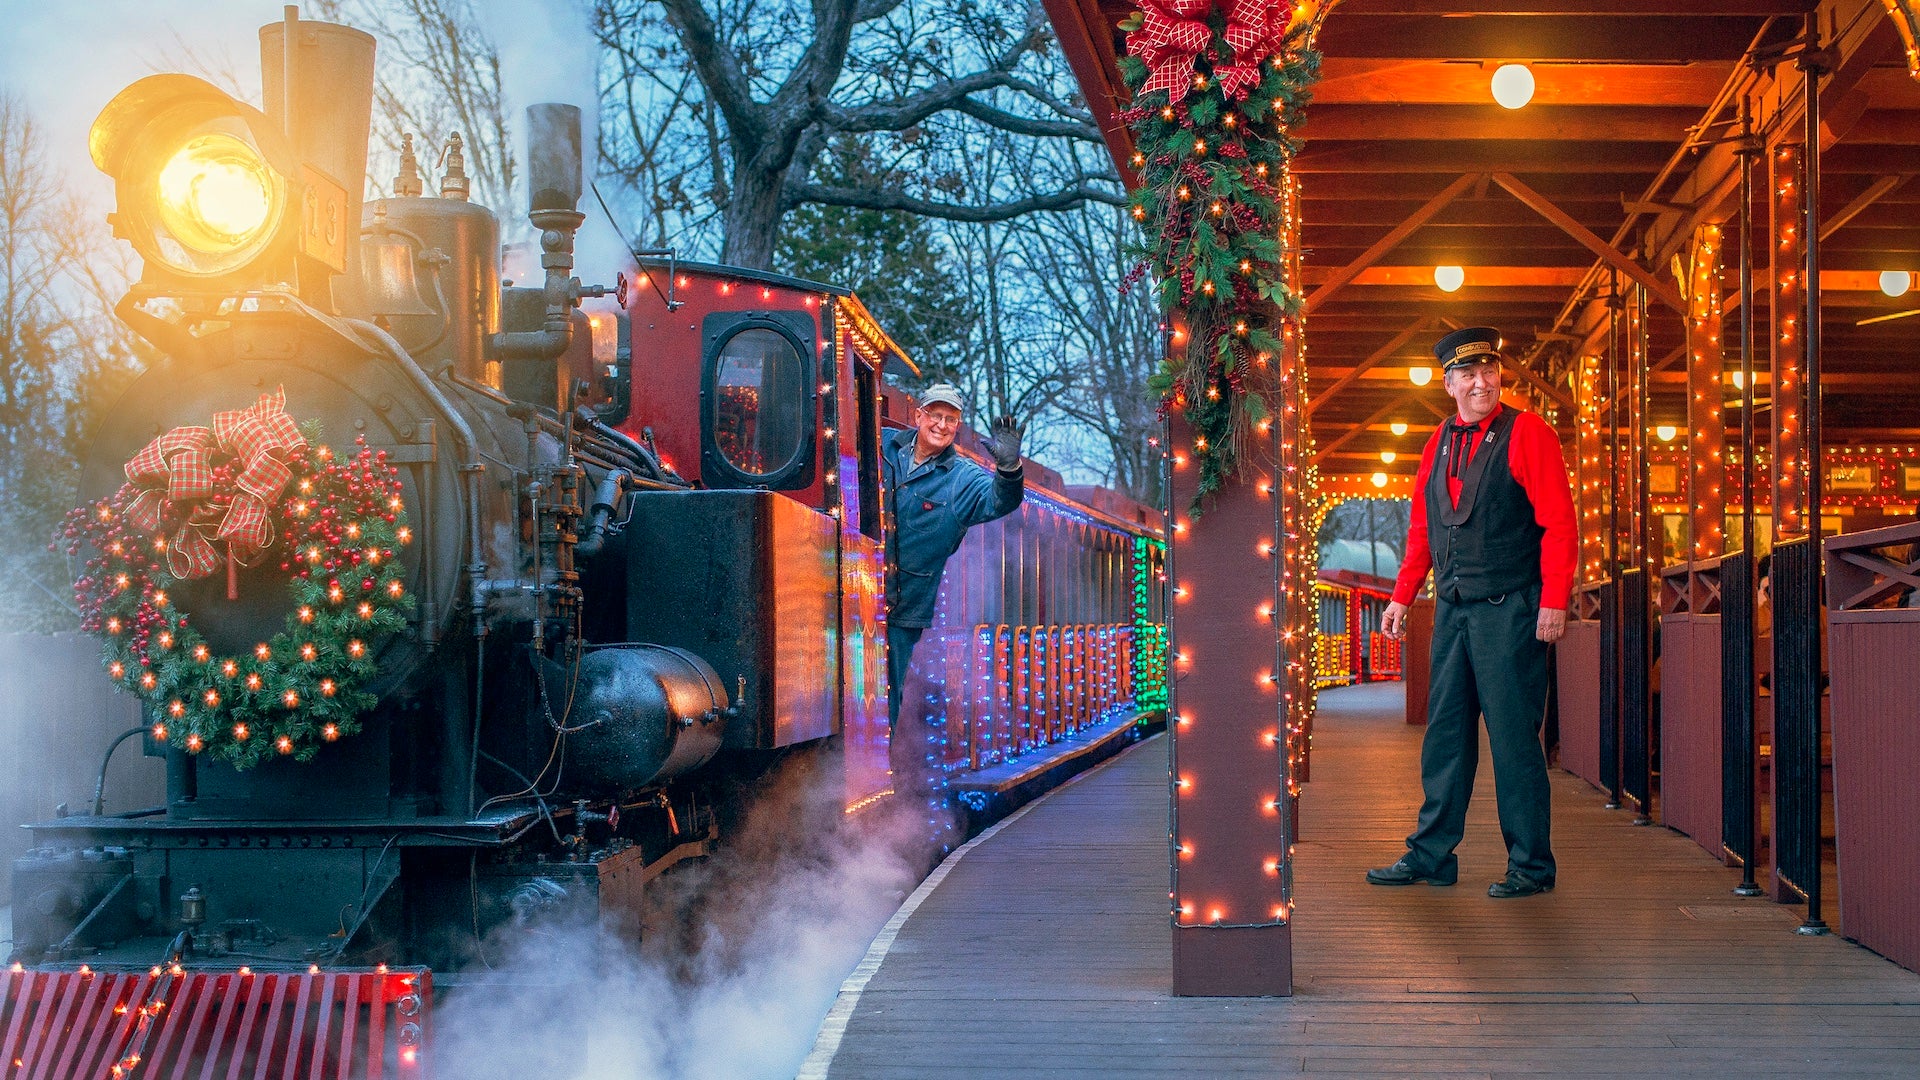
[{"left": 1043, "top": 0, "right": 1920, "bottom": 484}]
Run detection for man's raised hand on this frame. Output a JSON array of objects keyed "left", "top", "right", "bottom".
[{"left": 986, "top": 415, "right": 1024, "bottom": 472}]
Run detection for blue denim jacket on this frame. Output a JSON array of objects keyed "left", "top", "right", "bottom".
[{"left": 882, "top": 427, "right": 1024, "bottom": 628}]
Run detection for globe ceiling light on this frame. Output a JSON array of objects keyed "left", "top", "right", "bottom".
[
  {"left": 1655, "top": 424, "right": 1678, "bottom": 443},
  {"left": 1880, "top": 269, "right": 1912, "bottom": 297},
  {"left": 1371, "top": 471, "right": 1389, "bottom": 489},
  {"left": 1490, "top": 63, "right": 1535, "bottom": 110},
  {"left": 1389, "top": 421, "right": 1409, "bottom": 436},
  {"left": 1381, "top": 450, "right": 1397, "bottom": 464},
  {"left": 1433, "top": 264, "right": 1466, "bottom": 292},
  {"left": 1409, "top": 366, "right": 1434, "bottom": 387}
]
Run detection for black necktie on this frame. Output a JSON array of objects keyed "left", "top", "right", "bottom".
[{"left": 1445, "top": 419, "right": 1479, "bottom": 481}]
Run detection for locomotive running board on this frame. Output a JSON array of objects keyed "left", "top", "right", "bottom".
[{"left": 0, "top": 965, "right": 429, "bottom": 1077}]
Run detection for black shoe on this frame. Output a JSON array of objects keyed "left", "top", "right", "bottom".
[
  {"left": 1366, "top": 856, "right": 1457, "bottom": 887},
  {"left": 1487, "top": 871, "right": 1554, "bottom": 898}
]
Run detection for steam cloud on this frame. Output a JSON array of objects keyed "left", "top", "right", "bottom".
[{"left": 432, "top": 753, "right": 928, "bottom": 1080}]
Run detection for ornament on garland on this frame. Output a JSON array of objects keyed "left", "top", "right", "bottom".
[
  {"left": 1119, "top": 0, "right": 1323, "bottom": 512},
  {"left": 57, "top": 390, "right": 415, "bottom": 768}
]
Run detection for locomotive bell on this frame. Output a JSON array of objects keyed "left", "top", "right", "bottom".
[{"left": 359, "top": 207, "right": 436, "bottom": 318}]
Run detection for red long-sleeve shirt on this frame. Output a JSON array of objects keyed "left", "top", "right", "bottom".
[{"left": 1391, "top": 404, "right": 1578, "bottom": 611}]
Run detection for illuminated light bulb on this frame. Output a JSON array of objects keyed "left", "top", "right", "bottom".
[
  {"left": 186, "top": 734, "right": 204, "bottom": 752},
  {"left": 233, "top": 723, "right": 249, "bottom": 741},
  {"left": 1130, "top": 151, "right": 1146, "bottom": 167},
  {"left": 204, "top": 689, "right": 220, "bottom": 706},
  {"left": 140, "top": 672, "right": 157, "bottom": 690},
  {"left": 1132, "top": 205, "right": 1147, "bottom": 221},
  {"left": 323, "top": 723, "right": 340, "bottom": 740},
  {"left": 245, "top": 674, "right": 262, "bottom": 691},
  {"left": 151, "top": 723, "right": 167, "bottom": 741},
  {"left": 157, "top": 632, "right": 173, "bottom": 649},
  {"left": 255, "top": 643, "right": 271, "bottom": 660},
  {"left": 1433, "top": 265, "right": 1465, "bottom": 292},
  {"left": 1881, "top": 270, "right": 1912, "bottom": 297},
  {"left": 300, "top": 643, "right": 317, "bottom": 661},
  {"left": 115, "top": 573, "right": 130, "bottom": 590},
  {"left": 222, "top": 660, "right": 238, "bottom": 677},
  {"left": 348, "top": 640, "right": 366, "bottom": 658},
  {"left": 1655, "top": 424, "right": 1678, "bottom": 442},
  {"left": 1409, "top": 366, "right": 1433, "bottom": 387},
  {"left": 283, "top": 690, "right": 299, "bottom": 708},
  {"left": 1371, "top": 471, "right": 1389, "bottom": 488},
  {"left": 1381, "top": 451, "right": 1397, "bottom": 464},
  {"left": 109, "top": 662, "right": 125, "bottom": 678},
  {"left": 346, "top": 523, "right": 360, "bottom": 539},
  {"left": 397, "top": 527, "right": 412, "bottom": 544},
  {"left": 1161, "top": 106, "right": 1176, "bottom": 121},
  {"left": 1490, "top": 63, "right": 1535, "bottom": 109},
  {"left": 1390, "top": 421, "right": 1408, "bottom": 436},
  {"left": 1194, "top": 139, "right": 1208, "bottom": 155},
  {"left": 168, "top": 700, "right": 185, "bottom": 717}
]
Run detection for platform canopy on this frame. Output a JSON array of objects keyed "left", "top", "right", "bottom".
[{"left": 1045, "top": 0, "right": 1920, "bottom": 487}]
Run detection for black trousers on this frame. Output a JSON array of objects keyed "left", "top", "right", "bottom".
[
  {"left": 887, "top": 622, "right": 925, "bottom": 729},
  {"left": 1406, "top": 585, "right": 1556, "bottom": 882}
]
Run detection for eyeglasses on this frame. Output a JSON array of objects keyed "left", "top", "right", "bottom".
[{"left": 919, "top": 410, "right": 961, "bottom": 429}]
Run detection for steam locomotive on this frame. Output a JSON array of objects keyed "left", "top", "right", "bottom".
[{"left": 2, "top": 12, "right": 1163, "bottom": 1074}]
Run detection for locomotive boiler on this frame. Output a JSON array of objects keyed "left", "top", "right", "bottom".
[{"left": 3, "top": 9, "right": 1165, "bottom": 1075}]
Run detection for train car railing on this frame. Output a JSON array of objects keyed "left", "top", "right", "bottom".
[
  {"left": 1314, "top": 633, "right": 1353, "bottom": 689},
  {"left": 931, "top": 622, "right": 1142, "bottom": 771},
  {"left": 1367, "top": 631, "right": 1403, "bottom": 680}
]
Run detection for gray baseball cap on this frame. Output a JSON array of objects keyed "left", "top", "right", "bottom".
[{"left": 919, "top": 383, "right": 965, "bottom": 412}]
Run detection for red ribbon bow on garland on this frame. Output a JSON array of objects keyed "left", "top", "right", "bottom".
[
  {"left": 1217, "top": 0, "right": 1287, "bottom": 99},
  {"left": 1128, "top": 0, "right": 1300, "bottom": 104},
  {"left": 122, "top": 389, "right": 308, "bottom": 580},
  {"left": 1128, "top": 0, "right": 1216, "bottom": 104}
]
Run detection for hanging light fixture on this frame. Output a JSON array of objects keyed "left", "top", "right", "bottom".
[
  {"left": 1880, "top": 269, "right": 1912, "bottom": 297},
  {"left": 1389, "top": 421, "right": 1408, "bottom": 436},
  {"left": 1655, "top": 424, "right": 1678, "bottom": 442},
  {"left": 1490, "top": 64, "right": 1535, "bottom": 109},
  {"left": 1433, "top": 265, "right": 1465, "bottom": 292},
  {"left": 1409, "top": 366, "right": 1433, "bottom": 387}
]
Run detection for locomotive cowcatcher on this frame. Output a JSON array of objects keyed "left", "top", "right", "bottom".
[{"left": 2, "top": 9, "right": 1165, "bottom": 1076}]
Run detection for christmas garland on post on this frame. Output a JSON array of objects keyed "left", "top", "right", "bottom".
[
  {"left": 58, "top": 391, "right": 415, "bottom": 768},
  {"left": 1120, "top": 0, "right": 1321, "bottom": 513}
]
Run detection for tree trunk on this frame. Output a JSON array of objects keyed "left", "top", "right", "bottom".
[{"left": 720, "top": 161, "right": 789, "bottom": 270}]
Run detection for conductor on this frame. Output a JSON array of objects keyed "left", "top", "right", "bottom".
[{"left": 1369, "top": 327, "right": 1578, "bottom": 899}]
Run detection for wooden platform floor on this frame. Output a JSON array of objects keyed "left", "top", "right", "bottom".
[{"left": 816, "top": 682, "right": 1920, "bottom": 1078}]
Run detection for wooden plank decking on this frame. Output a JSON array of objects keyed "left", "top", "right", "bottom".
[{"left": 813, "top": 682, "right": 1920, "bottom": 1078}]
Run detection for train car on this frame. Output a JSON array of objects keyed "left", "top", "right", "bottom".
[
  {"left": 0, "top": 12, "right": 1165, "bottom": 1076},
  {"left": 1314, "top": 569, "right": 1399, "bottom": 688}
]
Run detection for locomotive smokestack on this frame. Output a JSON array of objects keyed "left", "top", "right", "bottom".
[
  {"left": 259, "top": 11, "right": 375, "bottom": 313},
  {"left": 526, "top": 104, "right": 582, "bottom": 213}
]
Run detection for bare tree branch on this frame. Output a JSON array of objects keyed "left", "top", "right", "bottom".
[{"left": 787, "top": 179, "right": 1125, "bottom": 221}]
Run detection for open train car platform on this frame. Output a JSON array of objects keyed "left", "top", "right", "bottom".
[{"left": 803, "top": 683, "right": 1920, "bottom": 1078}]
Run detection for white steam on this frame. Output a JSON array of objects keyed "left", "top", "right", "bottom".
[
  {"left": 433, "top": 756, "right": 928, "bottom": 1080},
  {"left": 475, "top": 0, "right": 639, "bottom": 298}
]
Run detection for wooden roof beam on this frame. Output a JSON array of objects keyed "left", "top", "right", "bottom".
[
  {"left": 1491, "top": 172, "right": 1688, "bottom": 314},
  {"left": 1316, "top": 388, "right": 1436, "bottom": 464},
  {"left": 1310, "top": 317, "right": 1437, "bottom": 413},
  {"left": 1306, "top": 174, "right": 1480, "bottom": 314}
]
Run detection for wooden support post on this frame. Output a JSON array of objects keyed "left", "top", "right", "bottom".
[
  {"left": 1577, "top": 352, "right": 1608, "bottom": 584},
  {"left": 1686, "top": 224, "right": 1728, "bottom": 563},
  {"left": 1167, "top": 176, "right": 1306, "bottom": 998},
  {"left": 1771, "top": 142, "right": 1808, "bottom": 539}
]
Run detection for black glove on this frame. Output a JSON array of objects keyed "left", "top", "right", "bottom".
[{"left": 985, "top": 415, "right": 1024, "bottom": 472}]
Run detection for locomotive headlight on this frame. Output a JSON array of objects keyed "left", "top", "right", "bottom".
[
  {"left": 152, "top": 133, "right": 282, "bottom": 263},
  {"left": 90, "top": 73, "right": 298, "bottom": 282}
]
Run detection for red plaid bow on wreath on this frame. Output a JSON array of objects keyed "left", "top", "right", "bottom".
[
  {"left": 1126, "top": 0, "right": 1293, "bottom": 104},
  {"left": 121, "top": 389, "right": 308, "bottom": 580}
]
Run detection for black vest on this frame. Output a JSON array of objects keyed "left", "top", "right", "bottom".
[{"left": 1425, "top": 408, "right": 1544, "bottom": 603}]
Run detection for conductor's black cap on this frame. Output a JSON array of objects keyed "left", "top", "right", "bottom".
[{"left": 1433, "top": 326, "right": 1503, "bottom": 372}]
